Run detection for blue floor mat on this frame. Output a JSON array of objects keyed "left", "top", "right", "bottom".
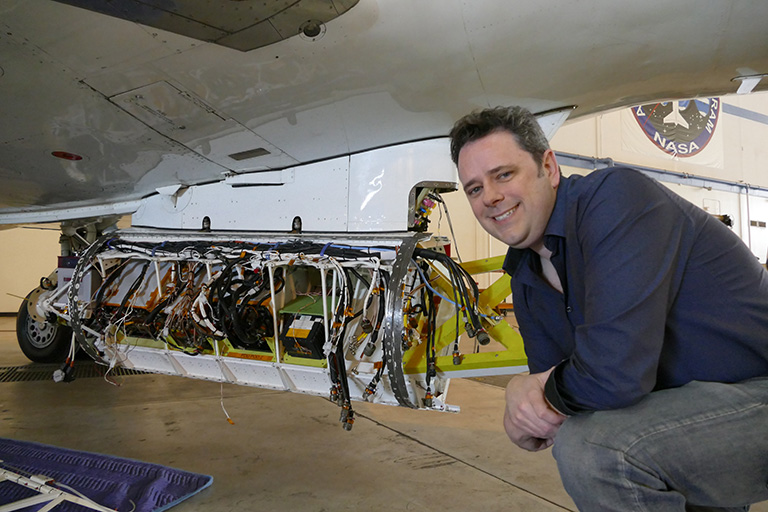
[{"left": 0, "top": 438, "right": 212, "bottom": 512}]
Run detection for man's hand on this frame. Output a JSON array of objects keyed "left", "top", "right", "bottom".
[{"left": 503, "top": 367, "right": 567, "bottom": 451}]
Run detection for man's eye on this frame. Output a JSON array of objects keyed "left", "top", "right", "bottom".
[
  {"left": 498, "top": 171, "right": 512, "bottom": 180},
  {"left": 467, "top": 186, "right": 481, "bottom": 197}
]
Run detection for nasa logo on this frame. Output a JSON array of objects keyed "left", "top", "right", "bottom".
[{"left": 632, "top": 98, "right": 720, "bottom": 157}]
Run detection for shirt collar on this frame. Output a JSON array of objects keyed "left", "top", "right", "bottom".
[{"left": 542, "top": 173, "right": 571, "bottom": 252}]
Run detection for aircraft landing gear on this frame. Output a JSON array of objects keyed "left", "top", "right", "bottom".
[
  {"left": 16, "top": 289, "right": 71, "bottom": 363},
  {"left": 14, "top": 217, "right": 120, "bottom": 364}
]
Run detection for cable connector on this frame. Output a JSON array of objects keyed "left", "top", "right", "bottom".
[
  {"left": 329, "top": 384, "right": 342, "bottom": 405},
  {"left": 339, "top": 403, "right": 355, "bottom": 431},
  {"left": 401, "top": 333, "right": 412, "bottom": 351},
  {"left": 362, "top": 340, "right": 376, "bottom": 357},
  {"left": 426, "top": 359, "right": 437, "bottom": 379},
  {"left": 452, "top": 350, "right": 462, "bottom": 366},
  {"left": 53, "top": 358, "right": 75, "bottom": 383},
  {"left": 362, "top": 382, "right": 377, "bottom": 401},
  {"left": 423, "top": 390, "right": 434, "bottom": 408}
]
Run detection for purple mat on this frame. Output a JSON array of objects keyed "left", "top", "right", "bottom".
[{"left": 0, "top": 438, "right": 212, "bottom": 512}]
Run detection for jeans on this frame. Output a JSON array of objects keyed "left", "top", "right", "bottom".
[{"left": 552, "top": 378, "right": 768, "bottom": 511}]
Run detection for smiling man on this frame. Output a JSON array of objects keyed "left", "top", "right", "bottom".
[{"left": 449, "top": 106, "right": 768, "bottom": 511}]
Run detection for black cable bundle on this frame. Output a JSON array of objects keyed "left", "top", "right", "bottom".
[
  {"left": 412, "top": 247, "right": 485, "bottom": 342},
  {"left": 208, "top": 257, "right": 278, "bottom": 350}
]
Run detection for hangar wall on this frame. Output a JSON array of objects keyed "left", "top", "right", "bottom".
[
  {"left": 1, "top": 92, "right": 767, "bottom": 313},
  {"left": 0, "top": 226, "right": 61, "bottom": 314}
]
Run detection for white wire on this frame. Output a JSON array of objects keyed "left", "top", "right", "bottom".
[
  {"left": 437, "top": 195, "right": 463, "bottom": 263},
  {"left": 220, "top": 382, "right": 234, "bottom": 425}
]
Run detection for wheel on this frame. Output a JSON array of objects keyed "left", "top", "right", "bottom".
[{"left": 16, "top": 292, "right": 72, "bottom": 363}]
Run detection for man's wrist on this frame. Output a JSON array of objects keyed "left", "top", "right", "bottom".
[
  {"left": 530, "top": 367, "right": 568, "bottom": 417},
  {"left": 541, "top": 364, "right": 571, "bottom": 417}
]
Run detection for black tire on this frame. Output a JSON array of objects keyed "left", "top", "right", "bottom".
[{"left": 16, "top": 293, "right": 72, "bottom": 363}]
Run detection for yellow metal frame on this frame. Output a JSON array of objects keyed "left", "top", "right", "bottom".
[{"left": 402, "top": 255, "right": 527, "bottom": 375}]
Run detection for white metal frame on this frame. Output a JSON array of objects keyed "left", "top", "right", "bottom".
[{"left": 0, "top": 467, "right": 114, "bottom": 512}]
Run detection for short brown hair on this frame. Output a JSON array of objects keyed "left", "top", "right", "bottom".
[{"left": 449, "top": 106, "right": 550, "bottom": 166}]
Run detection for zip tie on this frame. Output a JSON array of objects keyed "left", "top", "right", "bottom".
[{"left": 151, "top": 241, "right": 167, "bottom": 257}]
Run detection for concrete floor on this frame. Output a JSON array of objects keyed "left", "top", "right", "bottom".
[{"left": 1, "top": 316, "right": 766, "bottom": 511}]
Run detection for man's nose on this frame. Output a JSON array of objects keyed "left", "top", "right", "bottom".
[{"left": 483, "top": 181, "right": 503, "bottom": 206}]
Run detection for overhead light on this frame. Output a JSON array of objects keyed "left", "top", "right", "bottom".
[
  {"left": 299, "top": 20, "right": 326, "bottom": 41},
  {"left": 51, "top": 151, "right": 83, "bottom": 161}
]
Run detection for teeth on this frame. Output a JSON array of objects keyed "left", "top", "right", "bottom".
[{"left": 494, "top": 206, "right": 516, "bottom": 221}]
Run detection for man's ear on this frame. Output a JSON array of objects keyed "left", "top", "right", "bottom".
[{"left": 542, "top": 149, "right": 560, "bottom": 188}]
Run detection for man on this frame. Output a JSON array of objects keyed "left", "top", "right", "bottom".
[{"left": 449, "top": 106, "right": 768, "bottom": 511}]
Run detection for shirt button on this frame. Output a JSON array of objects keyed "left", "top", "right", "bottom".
[{"left": 566, "top": 306, "right": 573, "bottom": 313}]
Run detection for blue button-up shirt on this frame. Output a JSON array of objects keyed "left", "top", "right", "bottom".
[{"left": 503, "top": 168, "right": 768, "bottom": 415}]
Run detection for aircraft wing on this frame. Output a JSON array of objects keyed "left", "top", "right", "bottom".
[{"left": 1, "top": 0, "right": 767, "bottom": 223}]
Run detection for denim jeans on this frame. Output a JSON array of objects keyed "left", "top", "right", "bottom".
[{"left": 552, "top": 378, "right": 768, "bottom": 511}]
